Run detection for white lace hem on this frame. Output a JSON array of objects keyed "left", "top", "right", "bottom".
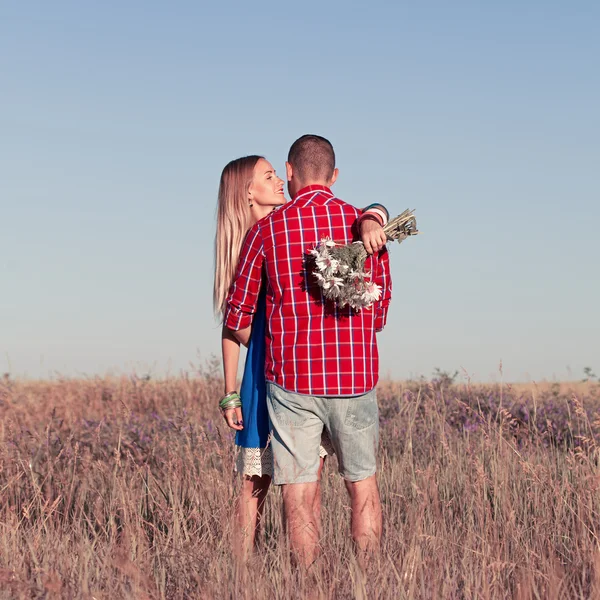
[
  {"left": 235, "top": 446, "right": 274, "bottom": 478},
  {"left": 235, "top": 434, "right": 335, "bottom": 478}
]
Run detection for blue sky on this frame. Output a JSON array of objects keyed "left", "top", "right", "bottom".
[{"left": 1, "top": 1, "right": 598, "bottom": 382}]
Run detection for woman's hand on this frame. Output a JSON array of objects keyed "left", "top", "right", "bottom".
[
  {"left": 223, "top": 406, "right": 244, "bottom": 431},
  {"left": 360, "top": 218, "right": 387, "bottom": 255}
]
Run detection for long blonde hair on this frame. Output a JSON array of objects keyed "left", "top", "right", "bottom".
[{"left": 213, "top": 155, "right": 263, "bottom": 316}]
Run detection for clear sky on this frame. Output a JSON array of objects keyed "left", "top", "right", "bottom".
[{"left": 1, "top": 1, "right": 598, "bottom": 382}]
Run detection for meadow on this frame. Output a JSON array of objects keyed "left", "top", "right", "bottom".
[{"left": 1, "top": 367, "right": 600, "bottom": 599}]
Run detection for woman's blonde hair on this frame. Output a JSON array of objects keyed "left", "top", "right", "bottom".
[{"left": 213, "top": 155, "right": 263, "bottom": 316}]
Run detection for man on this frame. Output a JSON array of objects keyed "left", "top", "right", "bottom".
[{"left": 224, "top": 135, "right": 391, "bottom": 566}]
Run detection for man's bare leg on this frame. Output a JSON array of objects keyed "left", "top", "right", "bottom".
[
  {"left": 345, "top": 474, "right": 382, "bottom": 560},
  {"left": 282, "top": 481, "right": 321, "bottom": 567},
  {"left": 312, "top": 456, "right": 326, "bottom": 533}
]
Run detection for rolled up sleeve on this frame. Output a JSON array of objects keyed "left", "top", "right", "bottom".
[{"left": 223, "top": 224, "right": 265, "bottom": 330}]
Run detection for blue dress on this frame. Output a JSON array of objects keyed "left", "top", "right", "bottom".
[
  {"left": 234, "top": 287, "right": 332, "bottom": 477},
  {"left": 236, "top": 287, "right": 270, "bottom": 450}
]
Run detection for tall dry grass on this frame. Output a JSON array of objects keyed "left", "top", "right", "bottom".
[{"left": 1, "top": 370, "right": 600, "bottom": 599}]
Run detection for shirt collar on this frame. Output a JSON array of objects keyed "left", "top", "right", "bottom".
[{"left": 292, "top": 185, "right": 334, "bottom": 203}]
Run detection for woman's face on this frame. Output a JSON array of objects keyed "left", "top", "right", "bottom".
[{"left": 248, "top": 159, "right": 286, "bottom": 214}]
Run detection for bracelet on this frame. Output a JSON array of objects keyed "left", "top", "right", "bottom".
[
  {"left": 220, "top": 398, "right": 242, "bottom": 412},
  {"left": 219, "top": 391, "right": 242, "bottom": 411},
  {"left": 219, "top": 391, "right": 239, "bottom": 406},
  {"left": 363, "top": 203, "right": 390, "bottom": 221},
  {"left": 362, "top": 207, "right": 388, "bottom": 227},
  {"left": 358, "top": 213, "right": 384, "bottom": 227}
]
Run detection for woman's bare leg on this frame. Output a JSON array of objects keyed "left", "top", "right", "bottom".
[{"left": 236, "top": 474, "right": 271, "bottom": 560}]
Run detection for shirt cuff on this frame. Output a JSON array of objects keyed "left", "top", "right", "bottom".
[
  {"left": 224, "top": 304, "right": 253, "bottom": 331},
  {"left": 374, "top": 301, "right": 390, "bottom": 332}
]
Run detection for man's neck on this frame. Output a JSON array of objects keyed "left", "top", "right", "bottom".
[
  {"left": 296, "top": 179, "right": 330, "bottom": 191},
  {"left": 292, "top": 182, "right": 332, "bottom": 201}
]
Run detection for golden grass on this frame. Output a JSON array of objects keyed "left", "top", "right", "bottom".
[
  {"left": 1, "top": 374, "right": 599, "bottom": 599},
  {"left": 506, "top": 380, "right": 597, "bottom": 396}
]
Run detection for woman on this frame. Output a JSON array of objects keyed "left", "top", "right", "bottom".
[{"left": 213, "top": 155, "right": 388, "bottom": 558}]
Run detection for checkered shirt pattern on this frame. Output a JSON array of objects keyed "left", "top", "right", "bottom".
[{"left": 224, "top": 185, "right": 392, "bottom": 396}]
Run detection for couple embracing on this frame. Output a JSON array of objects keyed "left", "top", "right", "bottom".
[{"left": 213, "top": 135, "right": 392, "bottom": 566}]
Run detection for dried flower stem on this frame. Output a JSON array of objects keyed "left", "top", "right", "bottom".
[{"left": 309, "top": 209, "right": 419, "bottom": 310}]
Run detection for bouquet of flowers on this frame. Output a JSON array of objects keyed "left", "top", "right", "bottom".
[{"left": 308, "top": 209, "right": 419, "bottom": 310}]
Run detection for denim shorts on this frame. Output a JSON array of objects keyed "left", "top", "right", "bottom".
[{"left": 265, "top": 382, "right": 379, "bottom": 485}]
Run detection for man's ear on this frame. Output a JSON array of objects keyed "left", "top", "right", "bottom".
[
  {"left": 286, "top": 161, "right": 293, "bottom": 182},
  {"left": 329, "top": 167, "right": 339, "bottom": 186}
]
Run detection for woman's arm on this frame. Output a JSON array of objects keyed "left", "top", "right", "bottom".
[
  {"left": 221, "top": 325, "right": 245, "bottom": 430},
  {"left": 358, "top": 203, "right": 389, "bottom": 255},
  {"left": 222, "top": 325, "right": 242, "bottom": 394}
]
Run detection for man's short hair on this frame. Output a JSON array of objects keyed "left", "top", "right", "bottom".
[{"left": 287, "top": 134, "right": 336, "bottom": 182}]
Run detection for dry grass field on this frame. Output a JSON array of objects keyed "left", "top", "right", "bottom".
[{"left": 1, "top": 369, "right": 600, "bottom": 599}]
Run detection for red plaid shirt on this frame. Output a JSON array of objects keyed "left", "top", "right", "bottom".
[{"left": 224, "top": 185, "right": 392, "bottom": 396}]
